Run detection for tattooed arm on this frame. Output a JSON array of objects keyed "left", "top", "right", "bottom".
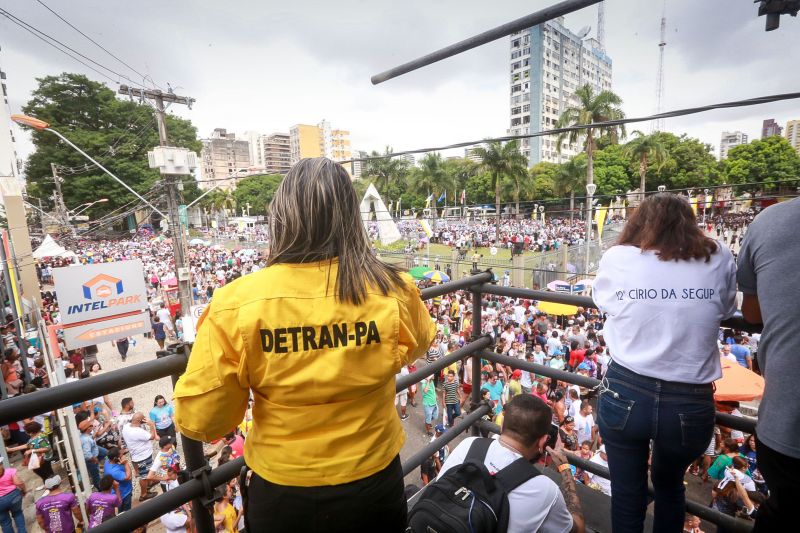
[{"left": 547, "top": 446, "right": 585, "bottom": 533}]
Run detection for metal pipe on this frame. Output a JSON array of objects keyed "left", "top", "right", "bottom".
[
  {"left": 371, "top": 0, "right": 603, "bottom": 84},
  {"left": 91, "top": 457, "right": 245, "bottom": 533},
  {"left": 480, "top": 349, "right": 601, "bottom": 389},
  {"left": 470, "top": 288, "right": 483, "bottom": 436},
  {"left": 419, "top": 271, "right": 494, "bottom": 301},
  {"left": 402, "top": 404, "right": 491, "bottom": 476},
  {"left": 715, "top": 411, "right": 758, "bottom": 435},
  {"left": 396, "top": 336, "right": 492, "bottom": 391},
  {"left": 0, "top": 353, "right": 188, "bottom": 425}
]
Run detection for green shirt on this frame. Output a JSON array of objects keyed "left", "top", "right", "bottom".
[{"left": 421, "top": 378, "right": 437, "bottom": 407}]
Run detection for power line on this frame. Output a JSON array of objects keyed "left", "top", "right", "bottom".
[
  {"left": 340, "top": 90, "right": 800, "bottom": 164},
  {"left": 0, "top": 7, "right": 148, "bottom": 89},
  {"left": 34, "top": 0, "right": 161, "bottom": 90}
]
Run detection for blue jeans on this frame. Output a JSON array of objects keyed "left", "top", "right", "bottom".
[
  {"left": 598, "top": 362, "right": 715, "bottom": 533},
  {"left": 86, "top": 446, "right": 109, "bottom": 489},
  {"left": 445, "top": 403, "right": 461, "bottom": 428},
  {"left": 423, "top": 403, "right": 439, "bottom": 425},
  {"left": 0, "top": 489, "right": 26, "bottom": 533}
]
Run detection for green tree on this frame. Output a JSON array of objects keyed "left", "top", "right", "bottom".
[
  {"left": 360, "top": 147, "right": 410, "bottom": 198},
  {"left": 624, "top": 130, "right": 669, "bottom": 200},
  {"left": 22, "top": 73, "right": 201, "bottom": 224},
  {"left": 464, "top": 172, "right": 494, "bottom": 206},
  {"left": 647, "top": 132, "right": 722, "bottom": 190},
  {"left": 555, "top": 84, "right": 626, "bottom": 193},
  {"left": 411, "top": 153, "right": 451, "bottom": 214},
  {"left": 443, "top": 158, "right": 478, "bottom": 199},
  {"left": 528, "top": 162, "right": 559, "bottom": 200},
  {"left": 471, "top": 140, "right": 527, "bottom": 242},
  {"left": 592, "top": 144, "right": 635, "bottom": 197},
  {"left": 554, "top": 154, "right": 587, "bottom": 223},
  {"left": 723, "top": 136, "right": 800, "bottom": 192},
  {"left": 232, "top": 174, "right": 284, "bottom": 216}
]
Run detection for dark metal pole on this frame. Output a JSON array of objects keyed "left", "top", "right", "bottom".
[
  {"left": 0, "top": 233, "right": 31, "bottom": 384},
  {"left": 470, "top": 285, "right": 483, "bottom": 436},
  {"left": 371, "top": 0, "right": 602, "bottom": 84}
]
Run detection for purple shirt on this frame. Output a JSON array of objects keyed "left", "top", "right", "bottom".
[
  {"left": 87, "top": 491, "right": 121, "bottom": 527},
  {"left": 36, "top": 492, "right": 78, "bottom": 533}
]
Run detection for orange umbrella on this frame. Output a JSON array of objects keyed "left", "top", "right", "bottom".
[{"left": 714, "top": 357, "right": 764, "bottom": 401}]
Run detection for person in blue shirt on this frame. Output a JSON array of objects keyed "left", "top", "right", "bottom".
[
  {"left": 103, "top": 447, "right": 134, "bottom": 511},
  {"left": 729, "top": 336, "right": 752, "bottom": 370},
  {"left": 78, "top": 419, "right": 106, "bottom": 489},
  {"left": 480, "top": 372, "right": 504, "bottom": 415},
  {"left": 149, "top": 395, "right": 177, "bottom": 441}
]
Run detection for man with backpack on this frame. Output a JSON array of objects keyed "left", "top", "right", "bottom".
[{"left": 408, "top": 395, "right": 584, "bottom": 532}]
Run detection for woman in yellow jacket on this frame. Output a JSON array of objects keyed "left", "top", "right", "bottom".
[{"left": 174, "top": 157, "right": 435, "bottom": 533}]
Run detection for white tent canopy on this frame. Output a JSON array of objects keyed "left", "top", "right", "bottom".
[
  {"left": 360, "top": 183, "right": 401, "bottom": 245},
  {"left": 32, "top": 234, "right": 70, "bottom": 259}
]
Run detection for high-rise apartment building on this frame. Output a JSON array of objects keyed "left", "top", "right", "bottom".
[
  {"left": 260, "top": 133, "right": 291, "bottom": 175},
  {"left": 0, "top": 65, "right": 22, "bottom": 187},
  {"left": 719, "top": 131, "right": 748, "bottom": 160},
  {"left": 289, "top": 120, "right": 351, "bottom": 165},
  {"left": 200, "top": 128, "right": 252, "bottom": 190},
  {"left": 786, "top": 119, "right": 800, "bottom": 155},
  {"left": 761, "top": 118, "right": 783, "bottom": 139},
  {"left": 508, "top": 16, "right": 613, "bottom": 166}
]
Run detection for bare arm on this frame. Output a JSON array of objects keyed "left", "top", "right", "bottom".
[
  {"left": 741, "top": 294, "right": 762, "bottom": 325},
  {"left": 548, "top": 447, "right": 585, "bottom": 533}
]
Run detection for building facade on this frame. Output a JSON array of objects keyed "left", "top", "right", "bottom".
[
  {"left": 260, "top": 133, "right": 291, "bottom": 175},
  {"left": 200, "top": 128, "right": 252, "bottom": 190},
  {"left": 289, "top": 120, "right": 352, "bottom": 165},
  {"left": 719, "top": 131, "right": 749, "bottom": 160},
  {"left": 509, "top": 16, "right": 613, "bottom": 166},
  {"left": 761, "top": 118, "right": 783, "bottom": 139},
  {"left": 0, "top": 65, "right": 21, "bottom": 187},
  {"left": 786, "top": 119, "right": 800, "bottom": 155}
]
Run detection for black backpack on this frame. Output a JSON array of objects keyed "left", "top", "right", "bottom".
[{"left": 407, "top": 438, "right": 540, "bottom": 533}]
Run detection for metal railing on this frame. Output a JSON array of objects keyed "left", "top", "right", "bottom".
[{"left": 0, "top": 270, "right": 760, "bottom": 532}]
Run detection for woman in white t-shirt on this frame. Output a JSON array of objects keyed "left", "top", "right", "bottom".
[{"left": 593, "top": 194, "right": 737, "bottom": 533}]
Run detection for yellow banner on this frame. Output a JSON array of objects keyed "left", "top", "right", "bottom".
[
  {"left": 419, "top": 219, "right": 433, "bottom": 238},
  {"left": 690, "top": 197, "right": 698, "bottom": 216},
  {"left": 594, "top": 206, "right": 608, "bottom": 239}
]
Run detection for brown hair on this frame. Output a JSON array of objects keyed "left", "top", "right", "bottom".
[{"left": 617, "top": 193, "right": 717, "bottom": 262}]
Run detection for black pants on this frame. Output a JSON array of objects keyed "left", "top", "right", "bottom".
[
  {"left": 754, "top": 436, "right": 800, "bottom": 532},
  {"left": 245, "top": 455, "right": 406, "bottom": 533}
]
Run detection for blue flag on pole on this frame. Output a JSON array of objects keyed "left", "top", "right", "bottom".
[{"left": 437, "top": 191, "right": 446, "bottom": 204}]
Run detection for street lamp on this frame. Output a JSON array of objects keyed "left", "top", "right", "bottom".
[
  {"left": 11, "top": 114, "right": 166, "bottom": 217},
  {"left": 657, "top": 185, "right": 666, "bottom": 193},
  {"left": 703, "top": 188, "right": 710, "bottom": 225},
  {"left": 584, "top": 183, "right": 597, "bottom": 275},
  {"left": 538, "top": 204, "right": 545, "bottom": 222}
]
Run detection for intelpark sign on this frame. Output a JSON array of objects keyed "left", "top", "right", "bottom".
[{"left": 53, "top": 260, "right": 150, "bottom": 349}]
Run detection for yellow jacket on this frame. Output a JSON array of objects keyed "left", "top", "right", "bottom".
[{"left": 174, "top": 260, "right": 434, "bottom": 486}]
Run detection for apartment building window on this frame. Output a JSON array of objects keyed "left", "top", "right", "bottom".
[
  {"left": 523, "top": 116, "right": 530, "bottom": 124},
  {"left": 523, "top": 104, "right": 530, "bottom": 113},
  {"left": 512, "top": 84, "right": 521, "bottom": 93},
  {"left": 511, "top": 118, "right": 522, "bottom": 126},
  {"left": 522, "top": 47, "right": 530, "bottom": 55},
  {"left": 523, "top": 35, "right": 530, "bottom": 44},
  {"left": 511, "top": 51, "right": 521, "bottom": 59},
  {"left": 511, "top": 106, "right": 521, "bottom": 115},
  {"left": 523, "top": 59, "right": 529, "bottom": 66},
  {"left": 512, "top": 61, "right": 521, "bottom": 70},
  {"left": 512, "top": 39, "right": 520, "bottom": 48}
]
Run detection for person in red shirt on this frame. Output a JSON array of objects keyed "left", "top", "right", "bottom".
[
  {"left": 223, "top": 432, "right": 245, "bottom": 459},
  {"left": 568, "top": 341, "right": 587, "bottom": 371}
]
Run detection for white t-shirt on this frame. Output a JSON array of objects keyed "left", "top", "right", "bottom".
[
  {"left": 573, "top": 412, "right": 594, "bottom": 445},
  {"left": 122, "top": 424, "right": 155, "bottom": 462},
  {"left": 594, "top": 245, "right": 737, "bottom": 383},
  {"left": 587, "top": 453, "right": 611, "bottom": 496},
  {"left": 160, "top": 510, "right": 188, "bottom": 533},
  {"left": 156, "top": 308, "right": 174, "bottom": 330},
  {"left": 437, "top": 437, "right": 573, "bottom": 533}
]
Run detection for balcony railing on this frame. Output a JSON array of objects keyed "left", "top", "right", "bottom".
[{"left": 0, "top": 271, "right": 759, "bottom": 532}]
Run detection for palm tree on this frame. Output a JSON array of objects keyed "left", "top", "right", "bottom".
[
  {"left": 554, "top": 154, "right": 588, "bottom": 223},
  {"left": 471, "top": 140, "right": 528, "bottom": 243},
  {"left": 361, "top": 146, "right": 409, "bottom": 196},
  {"left": 500, "top": 162, "right": 534, "bottom": 220},
  {"left": 556, "top": 84, "right": 626, "bottom": 193},
  {"left": 624, "top": 130, "right": 669, "bottom": 202},
  {"left": 412, "top": 153, "right": 451, "bottom": 216},
  {"left": 208, "top": 188, "right": 236, "bottom": 227}
]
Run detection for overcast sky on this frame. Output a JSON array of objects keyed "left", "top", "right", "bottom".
[{"left": 2, "top": 0, "right": 798, "bottom": 168}]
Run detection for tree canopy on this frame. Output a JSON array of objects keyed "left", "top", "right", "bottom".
[
  {"left": 22, "top": 73, "right": 202, "bottom": 223},
  {"left": 230, "top": 174, "right": 284, "bottom": 215}
]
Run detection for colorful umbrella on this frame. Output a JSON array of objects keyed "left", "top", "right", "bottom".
[
  {"left": 408, "top": 266, "right": 429, "bottom": 280},
  {"left": 423, "top": 270, "right": 450, "bottom": 283},
  {"left": 714, "top": 357, "right": 764, "bottom": 402}
]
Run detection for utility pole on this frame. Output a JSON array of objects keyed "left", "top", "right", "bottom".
[
  {"left": 118, "top": 85, "right": 194, "bottom": 318},
  {"left": 50, "top": 163, "right": 72, "bottom": 233}
]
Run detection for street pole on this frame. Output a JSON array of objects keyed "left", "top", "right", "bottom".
[
  {"left": 584, "top": 183, "right": 596, "bottom": 276},
  {"left": 119, "top": 86, "right": 216, "bottom": 533},
  {"left": 50, "top": 163, "right": 73, "bottom": 235}
]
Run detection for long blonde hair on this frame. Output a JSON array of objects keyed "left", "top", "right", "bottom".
[{"left": 268, "top": 157, "right": 404, "bottom": 305}]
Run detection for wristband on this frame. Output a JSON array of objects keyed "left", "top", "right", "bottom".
[{"left": 557, "top": 463, "right": 572, "bottom": 474}]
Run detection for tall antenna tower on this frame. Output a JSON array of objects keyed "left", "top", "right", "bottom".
[
  {"left": 653, "top": 0, "right": 667, "bottom": 132},
  {"left": 597, "top": 1, "right": 606, "bottom": 51}
]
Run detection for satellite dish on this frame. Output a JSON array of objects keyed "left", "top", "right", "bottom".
[{"left": 577, "top": 25, "right": 592, "bottom": 39}]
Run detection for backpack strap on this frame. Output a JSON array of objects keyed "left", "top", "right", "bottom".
[
  {"left": 495, "top": 457, "right": 540, "bottom": 492},
  {"left": 464, "top": 437, "right": 493, "bottom": 464}
]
